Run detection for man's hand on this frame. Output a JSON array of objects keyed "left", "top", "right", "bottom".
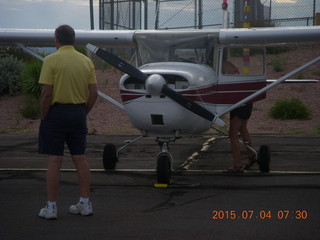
[{"left": 40, "top": 84, "right": 53, "bottom": 120}]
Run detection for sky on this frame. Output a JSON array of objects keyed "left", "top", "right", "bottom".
[{"left": 0, "top": 0, "right": 99, "bottom": 30}]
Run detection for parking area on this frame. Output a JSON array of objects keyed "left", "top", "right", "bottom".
[{"left": 1, "top": 133, "right": 320, "bottom": 240}]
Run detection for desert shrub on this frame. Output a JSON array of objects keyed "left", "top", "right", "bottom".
[
  {"left": 19, "top": 60, "right": 43, "bottom": 119},
  {"left": 20, "top": 60, "right": 43, "bottom": 99},
  {"left": 0, "top": 56, "right": 25, "bottom": 95},
  {"left": 312, "top": 71, "right": 320, "bottom": 76},
  {"left": 19, "top": 97, "right": 40, "bottom": 120},
  {"left": 76, "top": 47, "right": 86, "bottom": 55},
  {"left": 270, "top": 58, "right": 286, "bottom": 72},
  {"left": 0, "top": 46, "right": 34, "bottom": 61},
  {"left": 269, "top": 98, "right": 311, "bottom": 120}
]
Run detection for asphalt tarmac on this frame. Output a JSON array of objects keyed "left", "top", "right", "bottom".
[{"left": 0, "top": 133, "right": 320, "bottom": 240}]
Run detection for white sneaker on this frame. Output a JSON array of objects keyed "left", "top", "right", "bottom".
[
  {"left": 69, "top": 202, "right": 93, "bottom": 216},
  {"left": 39, "top": 205, "right": 57, "bottom": 220}
]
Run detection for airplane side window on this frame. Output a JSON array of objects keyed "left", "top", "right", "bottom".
[
  {"left": 222, "top": 60, "right": 240, "bottom": 74},
  {"left": 222, "top": 48, "right": 264, "bottom": 75},
  {"left": 222, "top": 48, "right": 240, "bottom": 75}
]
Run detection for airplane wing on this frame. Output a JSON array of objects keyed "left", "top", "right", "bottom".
[
  {"left": 0, "top": 28, "right": 135, "bottom": 48},
  {"left": 219, "top": 26, "right": 320, "bottom": 45},
  {"left": 1, "top": 26, "right": 319, "bottom": 125},
  {"left": 1, "top": 26, "right": 320, "bottom": 47}
]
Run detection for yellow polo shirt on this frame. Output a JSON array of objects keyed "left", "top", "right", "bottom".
[{"left": 39, "top": 45, "right": 97, "bottom": 104}]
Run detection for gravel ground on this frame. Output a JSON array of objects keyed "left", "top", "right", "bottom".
[{"left": 1, "top": 44, "right": 319, "bottom": 135}]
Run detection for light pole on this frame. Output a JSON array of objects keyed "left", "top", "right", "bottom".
[{"left": 89, "top": 0, "right": 94, "bottom": 29}]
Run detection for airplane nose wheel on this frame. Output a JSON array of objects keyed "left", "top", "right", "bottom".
[
  {"left": 156, "top": 140, "right": 174, "bottom": 184},
  {"left": 103, "top": 143, "right": 118, "bottom": 170},
  {"left": 156, "top": 152, "right": 172, "bottom": 184},
  {"left": 257, "top": 145, "right": 270, "bottom": 172}
]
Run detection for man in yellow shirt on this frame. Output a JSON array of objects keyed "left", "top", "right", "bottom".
[{"left": 38, "top": 25, "right": 98, "bottom": 219}]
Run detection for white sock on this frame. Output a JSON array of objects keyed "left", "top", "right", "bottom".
[
  {"left": 79, "top": 197, "right": 89, "bottom": 203},
  {"left": 47, "top": 201, "right": 56, "bottom": 208}
]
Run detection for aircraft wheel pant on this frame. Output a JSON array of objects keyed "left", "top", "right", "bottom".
[
  {"left": 257, "top": 145, "right": 270, "bottom": 173},
  {"left": 156, "top": 152, "right": 173, "bottom": 184},
  {"left": 103, "top": 143, "right": 118, "bottom": 170}
]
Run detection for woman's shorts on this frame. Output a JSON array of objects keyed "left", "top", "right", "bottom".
[
  {"left": 39, "top": 103, "right": 87, "bottom": 156},
  {"left": 230, "top": 103, "right": 253, "bottom": 120}
]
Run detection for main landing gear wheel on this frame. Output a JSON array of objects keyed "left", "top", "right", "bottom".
[
  {"left": 103, "top": 143, "right": 118, "bottom": 170},
  {"left": 258, "top": 145, "right": 270, "bottom": 173},
  {"left": 156, "top": 152, "right": 172, "bottom": 184}
]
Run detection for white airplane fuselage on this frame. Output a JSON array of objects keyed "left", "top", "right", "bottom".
[
  {"left": 119, "top": 61, "right": 266, "bottom": 137},
  {"left": 119, "top": 62, "right": 216, "bottom": 136}
]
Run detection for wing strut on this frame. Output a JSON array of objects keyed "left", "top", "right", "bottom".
[
  {"left": 97, "top": 91, "right": 124, "bottom": 110},
  {"left": 16, "top": 43, "right": 45, "bottom": 61}
]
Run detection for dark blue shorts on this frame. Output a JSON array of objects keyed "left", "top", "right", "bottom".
[
  {"left": 39, "top": 103, "right": 87, "bottom": 156},
  {"left": 230, "top": 103, "right": 253, "bottom": 120}
]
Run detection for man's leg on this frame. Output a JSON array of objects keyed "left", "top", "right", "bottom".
[
  {"left": 71, "top": 155, "right": 90, "bottom": 198},
  {"left": 39, "top": 155, "right": 62, "bottom": 219},
  {"left": 239, "top": 120, "right": 256, "bottom": 160},
  {"left": 229, "top": 116, "right": 244, "bottom": 168},
  {"left": 69, "top": 155, "right": 93, "bottom": 216},
  {"left": 47, "top": 155, "right": 63, "bottom": 202}
]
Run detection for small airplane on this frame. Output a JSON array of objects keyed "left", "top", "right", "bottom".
[{"left": 1, "top": 19, "right": 320, "bottom": 184}]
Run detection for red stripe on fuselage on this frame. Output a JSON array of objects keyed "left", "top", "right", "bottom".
[{"left": 120, "top": 82, "right": 266, "bottom": 104}]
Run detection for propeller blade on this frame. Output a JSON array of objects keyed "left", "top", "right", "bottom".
[
  {"left": 161, "top": 85, "right": 215, "bottom": 122},
  {"left": 86, "top": 43, "right": 224, "bottom": 126},
  {"left": 86, "top": 43, "right": 148, "bottom": 83}
]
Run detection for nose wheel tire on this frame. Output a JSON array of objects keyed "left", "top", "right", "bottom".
[
  {"left": 103, "top": 143, "right": 118, "bottom": 170},
  {"left": 258, "top": 145, "right": 270, "bottom": 173},
  {"left": 156, "top": 152, "right": 172, "bottom": 184}
]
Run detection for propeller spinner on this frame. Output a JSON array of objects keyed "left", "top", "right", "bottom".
[
  {"left": 145, "top": 74, "right": 166, "bottom": 96},
  {"left": 86, "top": 43, "right": 224, "bottom": 126}
]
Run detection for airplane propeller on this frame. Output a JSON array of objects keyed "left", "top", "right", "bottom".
[{"left": 86, "top": 43, "right": 224, "bottom": 126}]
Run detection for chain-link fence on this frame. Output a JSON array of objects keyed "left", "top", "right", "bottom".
[
  {"left": 99, "top": 0, "right": 143, "bottom": 30},
  {"left": 267, "top": 0, "right": 319, "bottom": 27},
  {"left": 99, "top": 0, "right": 320, "bottom": 30}
]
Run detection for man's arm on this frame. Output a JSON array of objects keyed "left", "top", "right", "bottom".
[
  {"left": 86, "top": 83, "right": 98, "bottom": 114},
  {"left": 40, "top": 84, "right": 53, "bottom": 120}
]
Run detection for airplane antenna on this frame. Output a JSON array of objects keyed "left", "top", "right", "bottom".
[{"left": 222, "top": 0, "right": 229, "bottom": 29}]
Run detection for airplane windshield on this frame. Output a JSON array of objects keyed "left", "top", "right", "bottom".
[{"left": 134, "top": 31, "right": 218, "bottom": 66}]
